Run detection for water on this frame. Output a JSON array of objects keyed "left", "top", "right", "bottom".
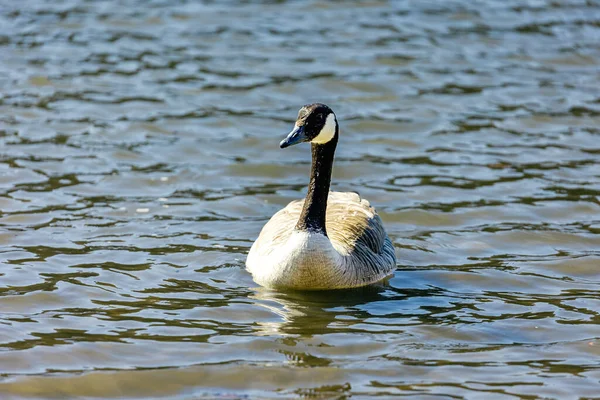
[{"left": 1, "top": 0, "right": 599, "bottom": 398}]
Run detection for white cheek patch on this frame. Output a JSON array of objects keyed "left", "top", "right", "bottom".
[{"left": 311, "top": 113, "right": 337, "bottom": 144}]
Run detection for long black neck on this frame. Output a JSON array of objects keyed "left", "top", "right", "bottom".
[{"left": 295, "top": 132, "right": 338, "bottom": 235}]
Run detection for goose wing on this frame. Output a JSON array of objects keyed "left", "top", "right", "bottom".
[
  {"left": 325, "top": 191, "right": 387, "bottom": 255},
  {"left": 249, "top": 199, "right": 304, "bottom": 257},
  {"left": 251, "top": 191, "right": 390, "bottom": 258}
]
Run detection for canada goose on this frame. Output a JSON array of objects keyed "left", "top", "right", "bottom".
[{"left": 246, "top": 103, "right": 396, "bottom": 290}]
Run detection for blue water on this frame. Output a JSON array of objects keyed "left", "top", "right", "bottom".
[{"left": 1, "top": 0, "right": 599, "bottom": 398}]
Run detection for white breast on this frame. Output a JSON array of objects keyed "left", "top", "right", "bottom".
[{"left": 247, "top": 230, "right": 347, "bottom": 289}]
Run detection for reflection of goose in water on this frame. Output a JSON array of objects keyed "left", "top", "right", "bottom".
[
  {"left": 250, "top": 284, "right": 390, "bottom": 337},
  {"left": 247, "top": 103, "right": 396, "bottom": 290}
]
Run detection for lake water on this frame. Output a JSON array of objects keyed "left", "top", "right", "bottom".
[{"left": 1, "top": 0, "right": 599, "bottom": 398}]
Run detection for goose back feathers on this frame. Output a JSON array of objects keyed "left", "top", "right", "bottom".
[{"left": 247, "top": 192, "right": 396, "bottom": 289}]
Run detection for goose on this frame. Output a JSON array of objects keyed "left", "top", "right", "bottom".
[{"left": 246, "top": 103, "right": 396, "bottom": 290}]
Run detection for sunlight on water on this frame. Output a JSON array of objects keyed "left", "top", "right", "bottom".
[{"left": 0, "top": 0, "right": 599, "bottom": 398}]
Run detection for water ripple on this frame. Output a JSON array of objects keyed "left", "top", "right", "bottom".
[{"left": 0, "top": 0, "right": 599, "bottom": 398}]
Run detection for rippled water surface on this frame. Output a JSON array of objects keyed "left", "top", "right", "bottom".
[{"left": 1, "top": 0, "right": 600, "bottom": 398}]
